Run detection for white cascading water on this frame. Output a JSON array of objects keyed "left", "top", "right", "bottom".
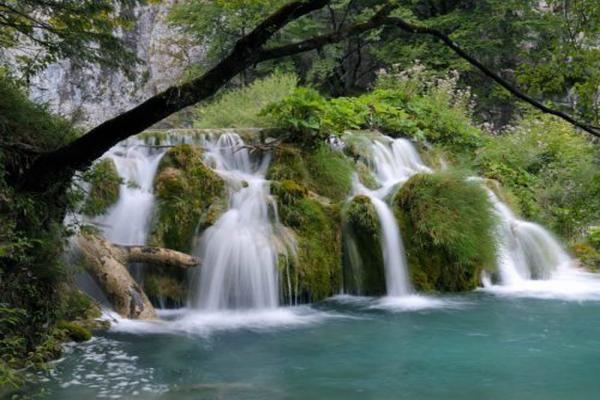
[
  {"left": 480, "top": 186, "right": 575, "bottom": 284},
  {"left": 190, "top": 133, "right": 279, "bottom": 311},
  {"left": 352, "top": 137, "right": 431, "bottom": 296},
  {"left": 94, "top": 141, "right": 165, "bottom": 246}
]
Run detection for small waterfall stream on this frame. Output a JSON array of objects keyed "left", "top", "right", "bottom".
[
  {"left": 482, "top": 186, "right": 574, "bottom": 286},
  {"left": 190, "top": 133, "right": 279, "bottom": 310},
  {"left": 94, "top": 142, "right": 166, "bottom": 246},
  {"left": 352, "top": 137, "right": 431, "bottom": 296}
]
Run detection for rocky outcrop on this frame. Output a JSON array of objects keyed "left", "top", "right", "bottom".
[{"left": 28, "top": 1, "right": 205, "bottom": 127}]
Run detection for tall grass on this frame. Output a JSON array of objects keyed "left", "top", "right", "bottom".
[{"left": 193, "top": 72, "right": 297, "bottom": 128}]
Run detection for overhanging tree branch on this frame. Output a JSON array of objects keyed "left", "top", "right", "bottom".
[
  {"left": 381, "top": 16, "right": 600, "bottom": 137},
  {"left": 21, "top": 0, "right": 332, "bottom": 188}
]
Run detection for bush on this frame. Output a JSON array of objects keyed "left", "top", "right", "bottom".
[
  {"left": 194, "top": 72, "right": 297, "bottom": 129},
  {"left": 394, "top": 171, "right": 497, "bottom": 291},
  {"left": 476, "top": 113, "right": 600, "bottom": 238}
]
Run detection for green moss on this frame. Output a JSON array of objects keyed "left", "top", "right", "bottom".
[
  {"left": 274, "top": 181, "right": 341, "bottom": 302},
  {"left": 82, "top": 158, "right": 122, "bottom": 216},
  {"left": 394, "top": 171, "right": 497, "bottom": 292},
  {"left": 268, "top": 144, "right": 353, "bottom": 202},
  {"left": 342, "top": 195, "right": 386, "bottom": 295},
  {"left": 149, "top": 144, "right": 225, "bottom": 252},
  {"left": 56, "top": 320, "right": 92, "bottom": 343},
  {"left": 305, "top": 145, "right": 353, "bottom": 201},
  {"left": 267, "top": 145, "right": 311, "bottom": 183}
]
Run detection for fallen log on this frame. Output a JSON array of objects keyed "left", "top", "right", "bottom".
[{"left": 76, "top": 234, "right": 201, "bottom": 320}]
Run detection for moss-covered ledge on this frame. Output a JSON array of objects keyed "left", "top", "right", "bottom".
[{"left": 272, "top": 180, "right": 342, "bottom": 303}]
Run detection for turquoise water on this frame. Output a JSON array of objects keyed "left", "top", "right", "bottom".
[{"left": 21, "top": 293, "right": 600, "bottom": 399}]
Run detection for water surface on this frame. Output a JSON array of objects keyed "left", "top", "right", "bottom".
[{"left": 23, "top": 293, "right": 600, "bottom": 400}]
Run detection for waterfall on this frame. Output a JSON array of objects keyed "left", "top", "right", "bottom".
[
  {"left": 352, "top": 136, "right": 431, "bottom": 296},
  {"left": 94, "top": 142, "right": 165, "bottom": 246},
  {"left": 190, "top": 133, "right": 279, "bottom": 311},
  {"left": 484, "top": 187, "right": 572, "bottom": 285}
]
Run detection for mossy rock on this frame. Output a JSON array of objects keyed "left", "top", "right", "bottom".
[
  {"left": 82, "top": 158, "right": 122, "bottom": 217},
  {"left": 394, "top": 171, "right": 497, "bottom": 292},
  {"left": 304, "top": 145, "right": 353, "bottom": 201},
  {"left": 143, "top": 270, "right": 187, "bottom": 307},
  {"left": 342, "top": 195, "right": 386, "bottom": 295},
  {"left": 56, "top": 320, "right": 92, "bottom": 343},
  {"left": 274, "top": 183, "right": 342, "bottom": 303},
  {"left": 149, "top": 144, "right": 225, "bottom": 252},
  {"left": 268, "top": 144, "right": 353, "bottom": 202},
  {"left": 267, "top": 145, "right": 311, "bottom": 183}
]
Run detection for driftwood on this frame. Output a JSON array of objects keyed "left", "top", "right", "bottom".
[{"left": 77, "top": 234, "right": 200, "bottom": 320}]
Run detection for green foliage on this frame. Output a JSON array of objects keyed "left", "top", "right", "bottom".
[
  {"left": 0, "top": 1, "right": 148, "bottom": 79},
  {"left": 263, "top": 88, "right": 333, "bottom": 148},
  {"left": 342, "top": 195, "right": 386, "bottom": 295},
  {"left": 194, "top": 73, "right": 297, "bottom": 129},
  {"left": 379, "top": 0, "right": 600, "bottom": 126},
  {"left": 169, "top": 0, "right": 288, "bottom": 78},
  {"left": 0, "top": 73, "right": 87, "bottom": 384},
  {"left": 82, "top": 159, "right": 122, "bottom": 217},
  {"left": 264, "top": 72, "right": 486, "bottom": 153},
  {"left": 0, "top": 73, "right": 79, "bottom": 152},
  {"left": 476, "top": 113, "right": 600, "bottom": 238},
  {"left": 149, "top": 144, "right": 225, "bottom": 252},
  {"left": 394, "top": 171, "right": 497, "bottom": 292}
]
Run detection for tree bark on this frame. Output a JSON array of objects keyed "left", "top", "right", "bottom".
[{"left": 76, "top": 234, "right": 201, "bottom": 319}]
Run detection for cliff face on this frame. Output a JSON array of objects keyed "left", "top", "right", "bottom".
[{"left": 28, "top": 1, "right": 204, "bottom": 128}]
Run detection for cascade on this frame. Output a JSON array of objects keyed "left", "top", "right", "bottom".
[
  {"left": 190, "top": 133, "right": 279, "bottom": 310},
  {"left": 94, "top": 141, "right": 165, "bottom": 246},
  {"left": 483, "top": 187, "right": 572, "bottom": 285},
  {"left": 351, "top": 136, "right": 431, "bottom": 296}
]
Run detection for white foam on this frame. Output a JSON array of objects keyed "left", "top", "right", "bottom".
[
  {"left": 370, "top": 295, "right": 467, "bottom": 312},
  {"left": 481, "top": 267, "right": 600, "bottom": 301},
  {"left": 108, "top": 307, "right": 338, "bottom": 336}
]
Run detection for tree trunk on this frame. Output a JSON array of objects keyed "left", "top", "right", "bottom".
[{"left": 76, "top": 234, "right": 201, "bottom": 319}]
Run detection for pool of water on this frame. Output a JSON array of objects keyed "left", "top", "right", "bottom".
[{"left": 20, "top": 292, "right": 600, "bottom": 399}]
